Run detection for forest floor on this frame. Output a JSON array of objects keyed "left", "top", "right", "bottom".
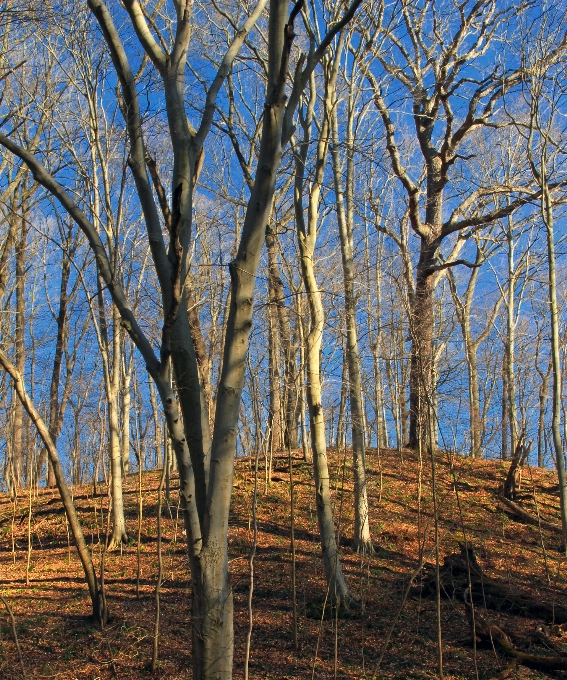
[{"left": 1, "top": 447, "right": 567, "bottom": 679}]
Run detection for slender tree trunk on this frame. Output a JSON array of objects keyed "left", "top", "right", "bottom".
[
  {"left": 37, "top": 227, "right": 73, "bottom": 487},
  {"left": 370, "top": 232, "right": 388, "bottom": 448},
  {"left": 335, "top": 348, "right": 347, "bottom": 450},
  {"left": 265, "top": 226, "right": 299, "bottom": 450},
  {"left": 13, "top": 212, "right": 27, "bottom": 488},
  {"left": 266, "top": 226, "right": 283, "bottom": 452},
  {"left": 330, "top": 100, "right": 372, "bottom": 552},
  {"left": 297, "top": 299, "right": 312, "bottom": 463},
  {"left": 448, "top": 265, "right": 483, "bottom": 459},
  {"left": 0, "top": 348, "right": 105, "bottom": 624},
  {"left": 294, "top": 58, "right": 353, "bottom": 603},
  {"left": 107, "top": 306, "right": 127, "bottom": 549},
  {"left": 121, "top": 344, "right": 133, "bottom": 476},
  {"left": 538, "top": 371, "right": 549, "bottom": 468},
  {"left": 501, "top": 349, "right": 509, "bottom": 461},
  {"left": 541, "top": 175, "right": 567, "bottom": 549},
  {"left": 149, "top": 378, "right": 163, "bottom": 468},
  {"left": 298, "top": 230, "right": 352, "bottom": 601},
  {"left": 506, "top": 224, "right": 518, "bottom": 458}
]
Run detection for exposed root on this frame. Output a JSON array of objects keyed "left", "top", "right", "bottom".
[
  {"left": 352, "top": 536, "right": 375, "bottom": 556},
  {"left": 106, "top": 531, "right": 128, "bottom": 552},
  {"left": 489, "top": 658, "right": 516, "bottom": 680},
  {"left": 465, "top": 589, "right": 567, "bottom": 672}
]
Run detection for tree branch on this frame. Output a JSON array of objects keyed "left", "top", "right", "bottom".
[
  {"left": 122, "top": 0, "right": 167, "bottom": 72},
  {"left": 193, "top": 0, "right": 269, "bottom": 152}
]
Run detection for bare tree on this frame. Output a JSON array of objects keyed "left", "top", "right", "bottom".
[
  {"left": 0, "top": 0, "right": 362, "bottom": 675},
  {"left": 514, "top": 9, "right": 567, "bottom": 546},
  {"left": 293, "top": 42, "right": 354, "bottom": 603},
  {"left": 327, "top": 33, "right": 372, "bottom": 552},
  {"left": 357, "top": 0, "right": 567, "bottom": 448},
  {"left": 0, "top": 347, "right": 105, "bottom": 623}
]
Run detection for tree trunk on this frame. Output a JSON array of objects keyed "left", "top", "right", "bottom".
[
  {"left": 12, "top": 212, "right": 27, "bottom": 488},
  {"left": 187, "top": 286, "right": 214, "bottom": 427},
  {"left": 506, "top": 223, "right": 519, "bottom": 458},
  {"left": 121, "top": 343, "right": 133, "bottom": 476},
  {"left": 335, "top": 348, "right": 347, "bottom": 450},
  {"left": 265, "top": 226, "right": 300, "bottom": 450},
  {"left": 294, "top": 57, "right": 353, "bottom": 602},
  {"left": 502, "top": 348, "right": 509, "bottom": 460},
  {"left": 108, "top": 389, "right": 128, "bottom": 548},
  {"left": 190, "top": 2, "right": 299, "bottom": 672},
  {"left": 541, "top": 172, "right": 567, "bottom": 549},
  {"left": 297, "top": 299, "right": 312, "bottom": 463},
  {"left": 369, "top": 232, "right": 388, "bottom": 448},
  {"left": 447, "top": 263, "right": 484, "bottom": 459},
  {"left": 36, "top": 225, "right": 73, "bottom": 487},
  {"left": 330, "top": 101, "right": 372, "bottom": 553},
  {"left": 107, "top": 306, "right": 127, "bottom": 550},
  {"left": 298, "top": 231, "right": 352, "bottom": 602},
  {"left": 149, "top": 378, "right": 163, "bottom": 468},
  {"left": 0, "top": 347, "right": 105, "bottom": 624},
  {"left": 408, "top": 239, "right": 437, "bottom": 449},
  {"left": 266, "top": 225, "right": 283, "bottom": 452},
  {"left": 538, "top": 372, "right": 549, "bottom": 468}
]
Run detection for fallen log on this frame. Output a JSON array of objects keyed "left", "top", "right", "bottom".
[
  {"left": 498, "top": 495, "right": 562, "bottom": 535},
  {"left": 412, "top": 543, "right": 567, "bottom": 623}
]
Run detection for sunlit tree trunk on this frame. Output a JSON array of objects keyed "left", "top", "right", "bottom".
[
  {"left": 121, "top": 339, "right": 133, "bottom": 476},
  {"left": 294, "top": 56, "right": 353, "bottom": 603},
  {"left": 329, "top": 82, "right": 372, "bottom": 552},
  {"left": 12, "top": 208, "right": 27, "bottom": 488},
  {"left": 505, "top": 221, "right": 519, "bottom": 458},
  {"left": 266, "top": 225, "right": 283, "bottom": 451}
]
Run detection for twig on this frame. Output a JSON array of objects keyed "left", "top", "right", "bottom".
[{"left": 0, "top": 593, "right": 27, "bottom": 679}]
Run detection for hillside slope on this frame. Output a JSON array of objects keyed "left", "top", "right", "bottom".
[{"left": 1, "top": 448, "right": 566, "bottom": 679}]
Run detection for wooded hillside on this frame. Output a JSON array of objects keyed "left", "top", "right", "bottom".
[{"left": 1, "top": 1, "right": 567, "bottom": 677}]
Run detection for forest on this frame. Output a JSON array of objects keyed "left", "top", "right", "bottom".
[{"left": 1, "top": 0, "right": 567, "bottom": 678}]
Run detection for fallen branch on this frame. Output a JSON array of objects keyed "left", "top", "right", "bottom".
[
  {"left": 465, "top": 589, "right": 567, "bottom": 671},
  {"left": 498, "top": 495, "right": 562, "bottom": 535}
]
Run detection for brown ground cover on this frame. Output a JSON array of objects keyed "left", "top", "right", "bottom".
[{"left": 1, "top": 447, "right": 566, "bottom": 679}]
